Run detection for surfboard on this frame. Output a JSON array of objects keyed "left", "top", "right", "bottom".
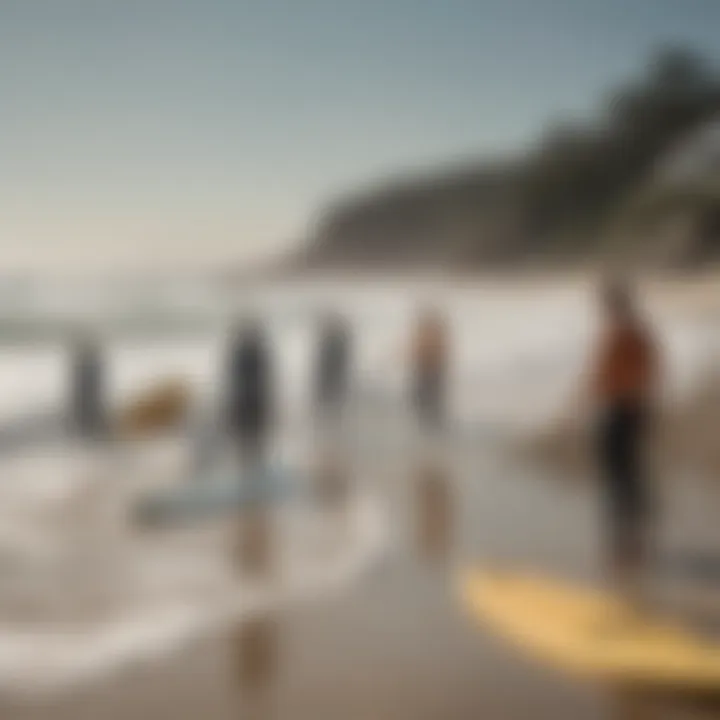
[
  {"left": 133, "top": 463, "right": 298, "bottom": 526},
  {"left": 459, "top": 568, "right": 720, "bottom": 693}
]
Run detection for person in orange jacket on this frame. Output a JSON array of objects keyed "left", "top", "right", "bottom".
[
  {"left": 410, "top": 307, "right": 450, "bottom": 430},
  {"left": 587, "top": 278, "right": 661, "bottom": 593}
]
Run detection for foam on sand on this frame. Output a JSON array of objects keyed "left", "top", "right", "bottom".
[{"left": 0, "top": 441, "right": 389, "bottom": 697}]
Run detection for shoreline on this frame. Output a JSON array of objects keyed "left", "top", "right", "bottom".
[{"left": 1, "top": 278, "right": 719, "bottom": 720}]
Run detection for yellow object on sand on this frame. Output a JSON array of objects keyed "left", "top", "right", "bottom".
[
  {"left": 459, "top": 569, "right": 720, "bottom": 693},
  {"left": 116, "top": 378, "right": 191, "bottom": 438}
]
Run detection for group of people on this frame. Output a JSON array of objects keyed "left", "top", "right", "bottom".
[
  {"left": 224, "top": 314, "right": 353, "bottom": 450},
  {"left": 68, "top": 278, "right": 659, "bottom": 594},
  {"left": 66, "top": 307, "right": 453, "bottom": 438},
  {"left": 224, "top": 307, "right": 453, "bottom": 445}
]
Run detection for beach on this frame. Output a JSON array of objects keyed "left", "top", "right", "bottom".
[{"left": 0, "top": 276, "right": 719, "bottom": 719}]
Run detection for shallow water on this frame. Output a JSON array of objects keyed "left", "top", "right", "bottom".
[{"left": 0, "top": 279, "right": 719, "bottom": 718}]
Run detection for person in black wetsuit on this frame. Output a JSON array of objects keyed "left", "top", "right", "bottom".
[
  {"left": 70, "top": 331, "right": 105, "bottom": 438},
  {"left": 314, "top": 314, "right": 351, "bottom": 419},
  {"left": 226, "top": 319, "right": 273, "bottom": 455}
]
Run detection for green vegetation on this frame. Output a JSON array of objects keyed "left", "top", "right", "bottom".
[{"left": 304, "top": 48, "right": 720, "bottom": 270}]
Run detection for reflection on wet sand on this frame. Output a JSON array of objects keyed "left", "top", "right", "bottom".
[
  {"left": 413, "top": 456, "right": 453, "bottom": 568},
  {"left": 309, "top": 440, "right": 355, "bottom": 563},
  {"left": 232, "top": 428, "right": 276, "bottom": 578},
  {"left": 6, "top": 286, "right": 720, "bottom": 720},
  {"left": 232, "top": 451, "right": 279, "bottom": 719},
  {"left": 235, "top": 508, "right": 274, "bottom": 579},
  {"left": 232, "top": 613, "right": 281, "bottom": 719}
]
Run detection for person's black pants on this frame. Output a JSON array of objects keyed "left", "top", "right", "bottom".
[
  {"left": 596, "top": 402, "right": 650, "bottom": 571},
  {"left": 229, "top": 399, "right": 269, "bottom": 454},
  {"left": 74, "top": 390, "right": 105, "bottom": 437},
  {"left": 316, "top": 375, "right": 346, "bottom": 416}
]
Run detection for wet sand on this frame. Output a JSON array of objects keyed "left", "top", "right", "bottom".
[
  {"left": 2, "top": 277, "right": 720, "bottom": 720},
  {"left": 3, "top": 433, "right": 720, "bottom": 720}
]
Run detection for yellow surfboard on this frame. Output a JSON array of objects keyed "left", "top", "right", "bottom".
[{"left": 459, "top": 569, "right": 720, "bottom": 693}]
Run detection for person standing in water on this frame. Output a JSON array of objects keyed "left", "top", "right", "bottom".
[
  {"left": 410, "top": 307, "right": 450, "bottom": 430},
  {"left": 314, "top": 313, "right": 351, "bottom": 420},
  {"left": 70, "top": 330, "right": 105, "bottom": 438},
  {"left": 587, "top": 279, "right": 661, "bottom": 597},
  {"left": 226, "top": 319, "right": 274, "bottom": 459}
]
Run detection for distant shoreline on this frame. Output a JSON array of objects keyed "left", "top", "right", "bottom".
[{"left": 242, "top": 256, "right": 720, "bottom": 289}]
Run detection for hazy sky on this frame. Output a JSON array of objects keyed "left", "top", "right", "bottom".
[{"left": 1, "top": 0, "right": 719, "bottom": 273}]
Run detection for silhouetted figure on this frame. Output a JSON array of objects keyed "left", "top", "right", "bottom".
[
  {"left": 226, "top": 320, "right": 273, "bottom": 456},
  {"left": 70, "top": 332, "right": 105, "bottom": 437},
  {"left": 410, "top": 308, "right": 449, "bottom": 430},
  {"left": 314, "top": 314, "right": 351, "bottom": 419},
  {"left": 590, "top": 279, "right": 660, "bottom": 596}
]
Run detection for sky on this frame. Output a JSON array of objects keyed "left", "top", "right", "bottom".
[{"left": 1, "top": 0, "right": 719, "bottom": 274}]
